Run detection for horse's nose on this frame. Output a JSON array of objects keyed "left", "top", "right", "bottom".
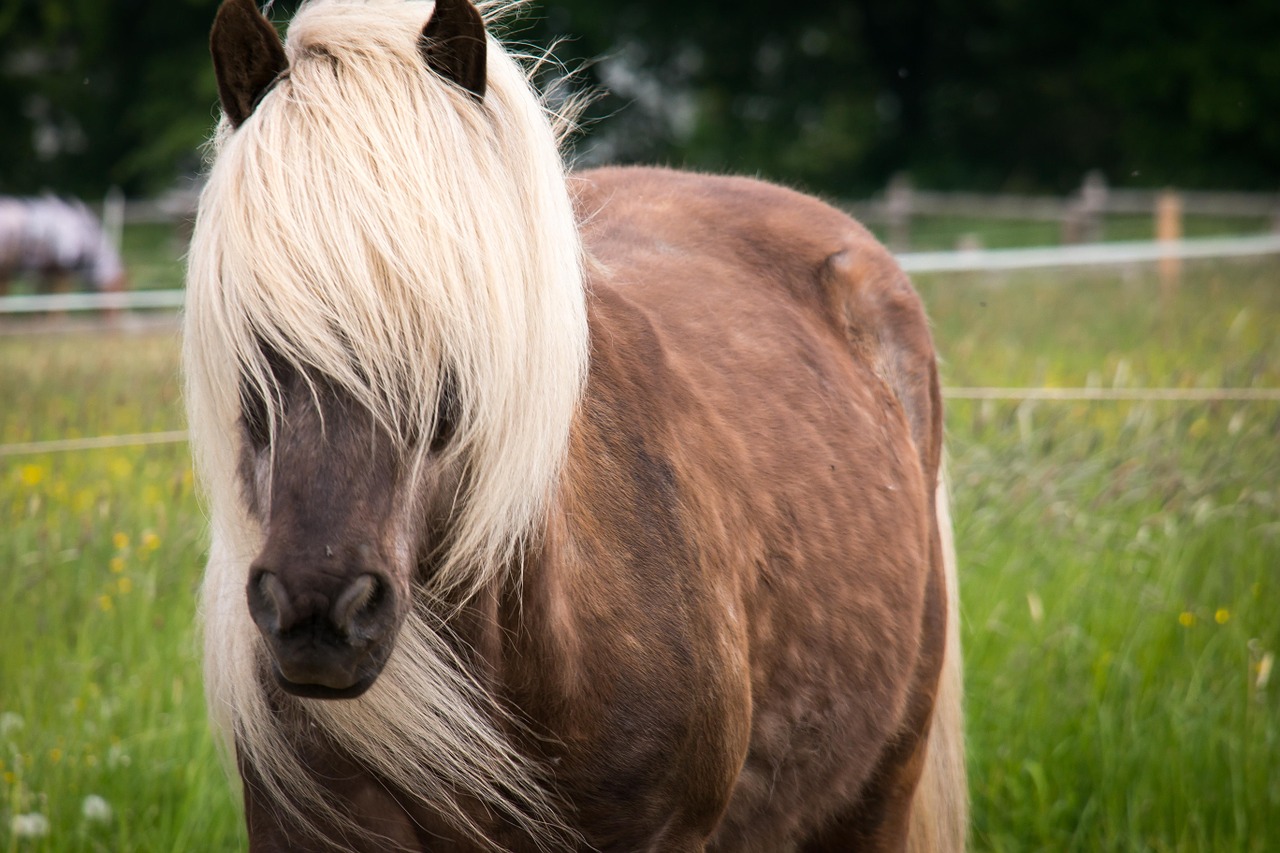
[{"left": 246, "top": 565, "right": 398, "bottom": 697}]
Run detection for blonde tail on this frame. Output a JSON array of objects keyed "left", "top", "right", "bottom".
[{"left": 908, "top": 474, "right": 969, "bottom": 852}]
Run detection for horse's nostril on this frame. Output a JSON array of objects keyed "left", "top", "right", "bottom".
[
  {"left": 247, "top": 568, "right": 289, "bottom": 634},
  {"left": 331, "top": 573, "right": 387, "bottom": 642}
]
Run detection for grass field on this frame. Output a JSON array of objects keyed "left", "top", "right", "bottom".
[{"left": 2, "top": 256, "right": 1277, "bottom": 850}]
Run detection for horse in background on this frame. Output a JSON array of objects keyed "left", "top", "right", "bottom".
[
  {"left": 185, "top": 0, "right": 967, "bottom": 850},
  {"left": 0, "top": 196, "right": 127, "bottom": 300}
]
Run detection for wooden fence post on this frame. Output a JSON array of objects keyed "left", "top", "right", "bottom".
[
  {"left": 1064, "top": 170, "right": 1109, "bottom": 244},
  {"left": 1156, "top": 189, "right": 1183, "bottom": 292},
  {"left": 885, "top": 173, "right": 913, "bottom": 252}
]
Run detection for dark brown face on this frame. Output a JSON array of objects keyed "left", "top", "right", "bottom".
[{"left": 237, "top": 357, "right": 453, "bottom": 700}]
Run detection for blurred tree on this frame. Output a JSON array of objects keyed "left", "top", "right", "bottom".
[
  {"left": 0, "top": 0, "right": 1275, "bottom": 198},
  {"left": 534, "top": 0, "right": 1280, "bottom": 194},
  {"left": 0, "top": 0, "right": 219, "bottom": 198}
]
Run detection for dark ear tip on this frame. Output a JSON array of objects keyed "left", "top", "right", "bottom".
[
  {"left": 213, "top": 0, "right": 264, "bottom": 29},
  {"left": 210, "top": 0, "right": 288, "bottom": 129},
  {"left": 420, "top": 0, "right": 488, "bottom": 102}
]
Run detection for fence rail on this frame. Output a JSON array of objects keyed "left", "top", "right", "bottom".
[
  {"left": 847, "top": 172, "right": 1280, "bottom": 250},
  {"left": 6, "top": 386, "right": 1278, "bottom": 458},
  {"left": 3, "top": 234, "right": 1278, "bottom": 316},
  {"left": 896, "top": 233, "right": 1280, "bottom": 273},
  {"left": 848, "top": 188, "right": 1280, "bottom": 223}
]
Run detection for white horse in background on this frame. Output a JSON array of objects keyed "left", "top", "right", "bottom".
[{"left": 0, "top": 196, "right": 126, "bottom": 299}]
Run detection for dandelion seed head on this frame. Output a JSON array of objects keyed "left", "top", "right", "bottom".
[
  {"left": 107, "top": 742, "right": 130, "bottom": 768},
  {"left": 82, "top": 794, "right": 113, "bottom": 823},
  {"left": 0, "top": 711, "right": 24, "bottom": 738},
  {"left": 10, "top": 813, "right": 50, "bottom": 838}
]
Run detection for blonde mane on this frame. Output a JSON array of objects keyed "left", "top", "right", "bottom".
[{"left": 184, "top": 0, "right": 586, "bottom": 844}]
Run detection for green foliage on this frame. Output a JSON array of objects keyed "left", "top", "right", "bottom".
[
  {"left": 0, "top": 0, "right": 219, "bottom": 197},
  {"left": 1, "top": 0, "right": 1277, "bottom": 197},
  {"left": 537, "top": 0, "right": 1280, "bottom": 194}
]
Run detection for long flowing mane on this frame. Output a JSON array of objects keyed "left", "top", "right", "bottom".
[{"left": 184, "top": 0, "right": 586, "bottom": 843}]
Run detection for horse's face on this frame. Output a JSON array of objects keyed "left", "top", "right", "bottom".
[{"left": 237, "top": 357, "right": 458, "bottom": 699}]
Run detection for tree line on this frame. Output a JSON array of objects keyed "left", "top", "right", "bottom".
[{"left": 2, "top": 0, "right": 1276, "bottom": 200}]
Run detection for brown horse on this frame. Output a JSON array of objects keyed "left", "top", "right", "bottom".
[{"left": 184, "top": 1, "right": 966, "bottom": 850}]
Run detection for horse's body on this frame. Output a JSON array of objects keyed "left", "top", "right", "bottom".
[
  {"left": 185, "top": 2, "right": 965, "bottom": 851},
  {"left": 0, "top": 196, "right": 125, "bottom": 298}
]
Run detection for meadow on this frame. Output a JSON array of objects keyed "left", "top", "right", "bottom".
[{"left": 1, "top": 254, "right": 1277, "bottom": 850}]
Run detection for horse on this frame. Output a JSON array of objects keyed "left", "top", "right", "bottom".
[
  {"left": 0, "top": 196, "right": 126, "bottom": 300},
  {"left": 183, "top": 0, "right": 967, "bottom": 850}
]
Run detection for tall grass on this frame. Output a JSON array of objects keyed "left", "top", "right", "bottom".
[
  {"left": 1, "top": 257, "right": 1277, "bottom": 850},
  {"left": 917, "top": 257, "right": 1280, "bottom": 850},
  {"left": 1, "top": 332, "right": 241, "bottom": 852}
]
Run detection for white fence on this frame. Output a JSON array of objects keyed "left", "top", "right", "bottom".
[{"left": 3, "top": 233, "right": 1278, "bottom": 315}]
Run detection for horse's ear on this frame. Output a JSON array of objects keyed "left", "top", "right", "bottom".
[
  {"left": 419, "top": 0, "right": 487, "bottom": 101},
  {"left": 210, "top": 0, "right": 288, "bottom": 129}
]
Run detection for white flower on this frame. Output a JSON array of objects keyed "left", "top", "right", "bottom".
[
  {"left": 10, "top": 813, "right": 50, "bottom": 838},
  {"left": 0, "top": 712, "right": 23, "bottom": 738},
  {"left": 107, "top": 742, "right": 131, "bottom": 768},
  {"left": 82, "top": 794, "right": 113, "bottom": 823}
]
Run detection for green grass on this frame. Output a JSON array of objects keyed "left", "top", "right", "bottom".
[
  {"left": 118, "top": 222, "right": 188, "bottom": 293},
  {"left": 917, "top": 257, "right": 1280, "bottom": 850},
  {"left": 1, "top": 330, "right": 240, "bottom": 851},
  {"left": 2, "top": 257, "right": 1278, "bottom": 850}
]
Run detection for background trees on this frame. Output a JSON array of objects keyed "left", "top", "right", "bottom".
[{"left": 1, "top": 0, "right": 1276, "bottom": 198}]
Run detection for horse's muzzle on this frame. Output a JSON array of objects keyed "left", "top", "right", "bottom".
[{"left": 246, "top": 568, "right": 399, "bottom": 699}]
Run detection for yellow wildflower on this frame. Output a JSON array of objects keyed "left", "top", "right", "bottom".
[
  {"left": 97, "top": 595, "right": 113, "bottom": 613},
  {"left": 1178, "top": 611, "right": 1196, "bottom": 628},
  {"left": 19, "top": 465, "right": 46, "bottom": 487},
  {"left": 109, "top": 557, "right": 125, "bottom": 574},
  {"left": 112, "top": 532, "right": 129, "bottom": 551},
  {"left": 1214, "top": 608, "right": 1230, "bottom": 625},
  {"left": 141, "top": 531, "right": 160, "bottom": 552}
]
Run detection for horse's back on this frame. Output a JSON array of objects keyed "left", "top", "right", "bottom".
[
  {"left": 567, "top": 167, "right": 949, "bottom": 849},
  {"left": 574, "top": 165, "right": 941, "bottom": 492}
]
